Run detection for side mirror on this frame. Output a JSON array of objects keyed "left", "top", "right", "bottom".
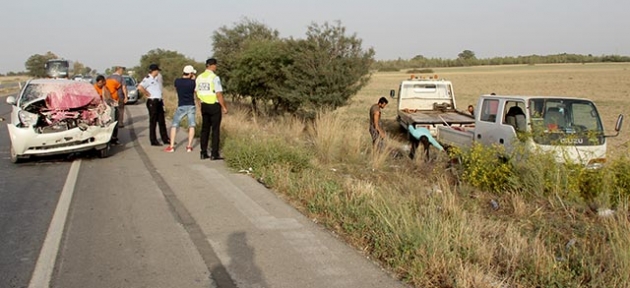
[
  {"left": 6, "top": 96, "right": 16, "bottom": 106},
  {"left": 615, "top": 114, "right": 624, "bottom": 132},
  {"left": 389, "top": 89, "right": 396, "bottom": 98},
  {"left": 605, "top": 114, "right": 624, "bottom": 138}
]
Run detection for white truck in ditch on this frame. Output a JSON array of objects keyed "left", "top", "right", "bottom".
[
  {"left": 389, "top": 75, "right": 474, "bottom": 136},
  {"left": 436, "top": 94, "right": 623, "bottom": 169}
]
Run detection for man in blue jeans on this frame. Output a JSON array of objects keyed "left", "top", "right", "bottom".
[{"left": 164, "top": 65, "right": 197, "bottom": 152}]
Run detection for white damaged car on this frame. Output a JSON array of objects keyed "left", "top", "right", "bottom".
[{"left": 6, "top": 79, "right": 117, "bottom": 163}]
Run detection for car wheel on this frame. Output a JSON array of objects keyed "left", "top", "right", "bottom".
[
  {"left": 97, "top": 144, "right": 110, "bottom": 158},
  {"left": 10, "top": 145, "right": 29, "bottom": 164}
]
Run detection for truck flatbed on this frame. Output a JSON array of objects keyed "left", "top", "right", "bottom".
[{"left": 400, "top": 110, "right": 475, "bottom": 125}]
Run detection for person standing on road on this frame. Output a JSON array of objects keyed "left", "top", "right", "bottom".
[
  {"left": 369, "top": 97, "right": 388, "bottom": 150},
  {"left": 108, "top": 66, "right": 128, "bottom": 127},
  {"left": 102, "top": 74, "right": 123, "bottom": 145},
  {"left": 94, "top": 75, "right": 118, "bottom": 126},
  {"left": 165, "top": 65, "right": 197, "bottom": 153},
  {"left": 138, "top": 64, "right": 170, "bottom": 146},
  {"left": 196, "top": 58, "right": 228, "bottom": 160}
]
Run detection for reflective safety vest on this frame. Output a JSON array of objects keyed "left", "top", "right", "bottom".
[{"left": 196, "top": 70, "right": 218, "bottom": 104}]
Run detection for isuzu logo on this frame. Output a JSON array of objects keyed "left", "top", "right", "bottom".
[{"left": 560, "top": 138, "right": 584, "bottom": 144}]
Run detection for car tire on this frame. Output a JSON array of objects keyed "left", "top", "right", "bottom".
[
  {"left": 97, "top": 144, "right": 110, "bottom": 158},
  {"left": 10, "top": 145, "right": 29, "bottom": 164}
]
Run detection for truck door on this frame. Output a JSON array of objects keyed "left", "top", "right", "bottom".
[
  {"left": 498, "top": 100, "right": 526, "bottom": 153},
  {"left": 475, "top": 98, "right": 500, "bottom": 146}
]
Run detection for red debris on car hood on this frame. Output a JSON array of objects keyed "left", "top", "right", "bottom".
[{"left": 44, "top": 82, "right": 101, "bottom": 110}]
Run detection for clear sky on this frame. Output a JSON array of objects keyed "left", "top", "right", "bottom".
[{"left": 1, "top": 0, "right": 628, "bottom": 74}]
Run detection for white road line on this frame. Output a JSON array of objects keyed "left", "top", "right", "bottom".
[{"left": 28, "top": 160, "right": 81, "bottom": 288}]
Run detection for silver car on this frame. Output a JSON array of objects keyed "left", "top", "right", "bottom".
[{"left": 123, "top": 75, "right": 139, "bottom": 104}]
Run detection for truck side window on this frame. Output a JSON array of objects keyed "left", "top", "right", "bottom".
[{"left": 480, "top": 99, "right": 499, "bottom": 122}]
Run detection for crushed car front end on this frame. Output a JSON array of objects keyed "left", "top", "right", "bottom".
[{"left": 7, "top": 80, "right": 117, "bottom": 161}]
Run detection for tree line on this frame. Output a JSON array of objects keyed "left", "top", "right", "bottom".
[{"left": 374, "top": 50, "right": 630, "bottom": 71}]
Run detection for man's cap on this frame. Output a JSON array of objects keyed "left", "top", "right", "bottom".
[
  {"left": 183, "top": 65, "right": 197, "bottom": 74},
  {"left": 149, "top": 64, "right": 161, "bottom": 71},
  {"left": 115, "top": 66, "right": 126, "bottom": 70},
  {"left": 206, "top": 58, "right": 217, "bottom": 66}
]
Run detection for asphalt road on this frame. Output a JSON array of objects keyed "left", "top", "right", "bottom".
[
  {"left": 0, "top": 94, "right": 72, "bottom": 288},
  {"left": 0, "top": 96, "right": 406, "bottom": 288}
]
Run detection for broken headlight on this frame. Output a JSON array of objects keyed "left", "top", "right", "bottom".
[{"left": 18, "top": 110, "right": 38, "bottom": 126}]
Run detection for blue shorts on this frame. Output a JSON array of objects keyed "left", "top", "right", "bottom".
[{"left": 172, "top": 105, "right": 196, "bottom": 128}]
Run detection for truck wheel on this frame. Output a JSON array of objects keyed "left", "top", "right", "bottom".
[{"left": 97, "top": 144, "right": 110, "bottom": 158}]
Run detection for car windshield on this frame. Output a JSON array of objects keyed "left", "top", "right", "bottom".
[
  {"left": 124, "top": 77, "right": 136, "bottom": 86},
  {"left": 529, "top": 98, "right": 604, "bottom": 146}
]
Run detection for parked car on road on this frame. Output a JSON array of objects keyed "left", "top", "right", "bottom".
[
  {"left": 5, "top": 79, "right": 117, "bottom": 163},
  {"left": 123, "top": 75, "right": 139, "bottom": 104}
]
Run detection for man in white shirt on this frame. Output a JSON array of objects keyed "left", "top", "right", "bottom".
[{"left": 137, "top": 64, "right": 170, "bottom": 146}]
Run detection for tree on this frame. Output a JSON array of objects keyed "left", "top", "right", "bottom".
[
  {"left": 457, "top": 50, "right": 477, "bottom": 66},
  {"left": 275, "top": 21, "right": 375, "bottom": 114},
  {"left": 73, "top": 61, "right": 85, "bottom": 76},
  {"left": 211, "top": 19, "right": 280, "bottom": 93},
  {"left": 458, "top": 50, "right": 476, "bottom": 60},
  {"left": 25, "top": 51, "right": 58, "bottom": 77},
  {"left": 229, "top": 39, "right": 291, "bottom": 112},
  {"left": 136, "top": 49, "right": 203, "bottom": 86}
]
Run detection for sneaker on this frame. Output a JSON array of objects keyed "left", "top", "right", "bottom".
[
  {"left": 164, "top": 146, "right": 175, "bottom": 153},
  {"left": 186, "top": 146, "right": 193, "bottom": 153}
]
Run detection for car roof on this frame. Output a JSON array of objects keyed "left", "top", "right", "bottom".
[{"left": 481, "top": 94, "right": 593, "bottom": 102}]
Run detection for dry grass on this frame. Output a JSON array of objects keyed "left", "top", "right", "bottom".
[
  {"left": 0, "top": 76, "right": 28, "bottom": 95},
  {"left": 164, "top": 64, "right": 630, "bottom": 287},
  {"left": 0, "top": 75, "right": 29, "bottom": 83}
]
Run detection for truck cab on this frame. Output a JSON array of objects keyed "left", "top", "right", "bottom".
[
  {"left": 390, "top": 75, "right": 474, "bottom": 136},
  {"left": 438, "top": 94, "right": 623, "bottom": 168},
  {"left": 45, "top": 59, "right": 71, "bottom": 79}
]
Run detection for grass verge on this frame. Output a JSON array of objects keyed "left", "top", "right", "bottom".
[{"left": 163, "top": 86, "right": 630, "bottom": 288}]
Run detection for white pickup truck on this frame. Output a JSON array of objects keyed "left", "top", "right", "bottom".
[
  {"left": 389, "top": 76, "right": 474, "bottom": 136},
  {"left": 436, "top": 94, "right": 623, "bottom": 168}
]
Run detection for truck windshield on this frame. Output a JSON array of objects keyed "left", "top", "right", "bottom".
[
  {"left": 45, "top": 60, "right": 69, "bottom": 78},
  {"left": 529, "top": 98, "right": 604, "bottom": 146}
]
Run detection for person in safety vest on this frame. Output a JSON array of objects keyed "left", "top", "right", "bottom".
[{"left": 195, "top": 58, "right": 228, "bottom": 160}]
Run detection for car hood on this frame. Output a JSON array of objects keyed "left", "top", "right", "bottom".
[{"left": 21, "top": 82, "right": 113, "bottom": 128}]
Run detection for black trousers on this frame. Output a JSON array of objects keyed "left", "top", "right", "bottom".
[
  {"left": 409, "top": 133, "right": 430, "bottom": 160},
  {"left": 111, "top": 107, "right": 119, "bottom": 140},
  {"left": 200, "top": 103, "right": 222, "bottom": 156},
  {"left": 146, "top": 99, "right": 169, "bottom": 143}
]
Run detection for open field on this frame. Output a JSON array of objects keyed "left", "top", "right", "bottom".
[
  {"left": 163, "top": 63, "right": 630, "bottom": 287},
  {"left": 0, "top": 75, "right": 28, "bottom": 95},
  {"left": 338, "top": 63, "right": 630, "bottom": 155}
]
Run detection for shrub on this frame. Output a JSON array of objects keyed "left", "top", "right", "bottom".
[{"left": 453, "top": 144, "right": 516, "bottom": 193}]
